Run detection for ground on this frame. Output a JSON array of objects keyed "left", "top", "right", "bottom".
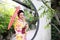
[{"left": 11, "top": 30, "right": 36, "bottom": 40}]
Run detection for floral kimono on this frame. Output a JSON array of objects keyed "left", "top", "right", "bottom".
[{"left": 14, "top": 19, "right": 27, "bottom": 40}]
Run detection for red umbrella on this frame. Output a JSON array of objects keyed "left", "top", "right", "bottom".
[{"left": 8, "top": 6, "right": 20, "bottom": 30}]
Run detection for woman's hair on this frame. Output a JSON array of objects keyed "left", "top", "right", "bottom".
[{"left": 17, "top": 10, "right": 24, "bottom": 17}]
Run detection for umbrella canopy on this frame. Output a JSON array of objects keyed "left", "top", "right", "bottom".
[{"left": 8, "top": 6, "right": 20, "bottom": 30}]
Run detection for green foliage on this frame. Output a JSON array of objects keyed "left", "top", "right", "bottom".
[
  {"left": 51, "top": 17, "right": 60, "bottom": 40},
  {"left": 44, "top": 24, "right": 51, "bottom": 29},
  {"left": 39, "top": 5, "right": 55, "bottom": 20},
  {"left": 24, "top": 10, "right": 34, "bottom": 22},
  {"left": 23, "top": 0, "right": 34, "bottom": 10},
  {"left": 0, "top": 2, "right": 15, "bottom": 34},
  {"left": 24, "top": 10, "right": 36, "bottom": 29},
  {"left": 46, "top": 9, "right": 55, "bottom": 20},
  {"left": 40, "top": 9, "right": 46, "bottom": 18},
  {"left": 0, "top": 13, "right": 10, "bottom": 33}
]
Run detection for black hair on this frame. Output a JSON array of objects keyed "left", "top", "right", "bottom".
[{"left": 17, "top": 10, "right": 24, "bottom": 17}]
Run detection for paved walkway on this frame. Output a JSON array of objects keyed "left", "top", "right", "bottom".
[{"left": 11, "top": 30, "right": 36, "bottom": 40}]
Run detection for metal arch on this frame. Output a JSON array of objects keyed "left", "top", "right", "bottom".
[
  {"left": 13, "top": 0, "right": 39, "bottom": 40},
  {"left": 28, "top": 0, "right": 39, "bottom": 40}
]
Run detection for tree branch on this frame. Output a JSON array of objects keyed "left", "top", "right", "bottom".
[
  {"left": 50, "top": 23, "right": 60, "bottom": 33},
  {"left": 13, "top": 0, "right": 34, "bottom": 10},
  {"left": 55, "top": 13, "right": 60, "bottom": 25},
  {"left": 41, "top": 0, "right": 54, "bottom": 11}
]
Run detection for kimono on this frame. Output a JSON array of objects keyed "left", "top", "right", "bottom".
[{"left": 14, "top": 19, "right": 27, "bottom": 40}]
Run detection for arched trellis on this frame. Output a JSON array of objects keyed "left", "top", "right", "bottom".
[{"left": 13, "top": 0, "right": 39, "bottom": 40}]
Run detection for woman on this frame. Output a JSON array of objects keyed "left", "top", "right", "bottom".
[{"left": 14, "top": 10, "right": 28, "bottom": 40}]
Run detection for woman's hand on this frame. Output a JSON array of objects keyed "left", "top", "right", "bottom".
[{"left": 25, "top": 24, "right": 29, "bottom": 31}]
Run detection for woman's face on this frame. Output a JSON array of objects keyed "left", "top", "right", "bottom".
[{"left": 19, "top": 12, "right": 24, "bottom": 19}]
